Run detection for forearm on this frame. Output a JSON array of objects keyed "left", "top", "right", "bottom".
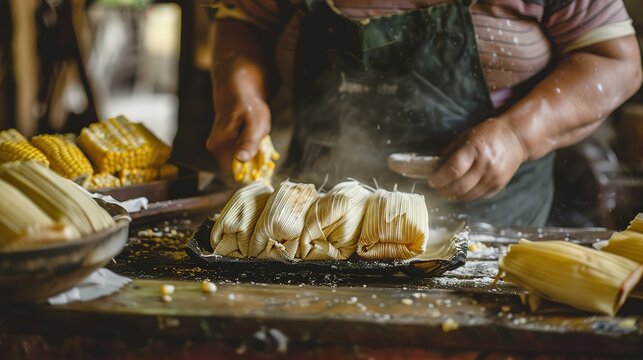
[
  {"left": 211, "top": 19, "right": 270, "bottom": 101},
  {"left": 499, "top": 35, "right": 642, "bottom": 161}
]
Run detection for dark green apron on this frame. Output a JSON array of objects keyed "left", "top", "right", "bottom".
[{"left": 286, "top": 0, "right": 554, "bottom": 226}]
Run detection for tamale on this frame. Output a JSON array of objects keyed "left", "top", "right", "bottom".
[
  {"left": 357, "top": 189, "right": 429, "bottom": 260},
  {"left": 498, "top": 239, "right": 643, "bottom": 316},
  {"left": 594, "top": 213, "right": 643, "bottom": 264},
  {"left": 210, "top": 181, "right": 274, "bottom": 257},
  {"left": 249, "top": 181, "right": 318, "bottom": 259},
  {"left": 300, "top": 180, "right": 372, "bottom": 260}
]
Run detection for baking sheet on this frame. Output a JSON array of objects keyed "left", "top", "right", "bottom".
[{"left": 185, "top": 215, "right": 469, "bottom": 278}]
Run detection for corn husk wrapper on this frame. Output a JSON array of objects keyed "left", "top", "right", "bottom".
[
  {"left": 499, "top": 239, "right": 643, "bottom": 316},
  {"left": 300, "top": 180, "right": 372, "bottom": 260},
  {"left": 0, "top": 161, "right": 115, "bottom": 237},
  {"left": 249, "top": 181, "right": 318, "bottom": 259},
  {"left": 357, "top": 189, "right": 429, "bottom": 260},
  {"left": 0, "top": 178, "right": 77, "bottom": 249},
  {"left": 595, "top": 214, "right": 643, "bottom": 264},
  {"left": 210, "top": 181, "right": 274, "bottom": 257}
]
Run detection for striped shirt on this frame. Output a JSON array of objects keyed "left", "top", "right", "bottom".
[{"left": 210, "top": 0, "right": 634, "bottom": 108}]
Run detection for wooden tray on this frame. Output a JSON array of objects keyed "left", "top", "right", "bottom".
[
  {"left": 185, "top": 215, "right": 469, "bottom": 278},
  {"left": 96, "top": 165, "right": 199, "bottom": 203}
]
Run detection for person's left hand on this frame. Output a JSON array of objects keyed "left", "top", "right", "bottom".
[{"left": 427, "top": 118, "right": 529, "bottom": 201}]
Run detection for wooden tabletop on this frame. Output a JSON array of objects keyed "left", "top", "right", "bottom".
[{"left": 0, "top": 209, "right": 642, "bottom": 359}]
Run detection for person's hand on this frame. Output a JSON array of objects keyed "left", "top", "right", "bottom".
[
  {"left": 427, "top": 118, "right": 529, "bottom": 201},
  {"left": 206, "top": 91, "right": 271, "bottom": 178}
]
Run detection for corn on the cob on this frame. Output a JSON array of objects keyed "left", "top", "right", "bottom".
[
  {"left": 595, "top": 213, "right": 643, "bottom": 264},
  {"left": 32, "top": 134, "right": 94, "bottom": 182},
  {"left": 0, "top": 178, "right": 77, "bottom": 249},
  {"left": 118, "top": 167, "right": 159, "bottom": 186},
  {"left": 249, "top": 181, "right": 318, "bottom": 259},
  {"left": 0, "top": 141, "right": 51, "bottom": 166},
  {"left": 85, "top": 172, "right": 122, "bottom": 190},
  {"left": 357, "top": 188, "right": 429, "bottom": 260},
  {"left": 77, "top": 116, "right": 171, "bottom": 173},
  {"left": 0, "top": 128, "right": 27, "bottom": 142},
  {"left": 498, "top": 239, "right": 643, "bottom": 316},
  {"left": 0, "top": 161, "right": 115, "bottom": 236},
  {"left": 232, "top": 135, "right": 279, "bottom": 184},
  {"left": 158, "top": 163, "right": 179, "bottom": 179},
  {"left": 0, "top": 129, "right": 50, "bottom": 166},
  {"left": 211, "top": 181, "right": 274, "bottom": 257},
  {"left": 300, "top": 180, "right": 372, "bottom": 260}
]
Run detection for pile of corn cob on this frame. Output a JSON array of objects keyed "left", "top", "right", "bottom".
[
  {"left": 0, "top": 161, "right": 115, "bottom": 250},
  {"left": 497, "top": 214, "right": 643, "bottom": 316},
  {"left": 0, "top": 116, "right": 178, "bottom": 190}
]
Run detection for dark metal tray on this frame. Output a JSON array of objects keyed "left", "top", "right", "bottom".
[{"left": 185, "top": 215, "right": 468, "bottom": 278}]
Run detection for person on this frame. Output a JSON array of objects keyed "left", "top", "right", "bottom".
[{"left": 205, "top": 0, "right": 642, "bottom": 226}]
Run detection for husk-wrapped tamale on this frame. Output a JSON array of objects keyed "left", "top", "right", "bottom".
[
  {"left": 300, "top": 180, "right": 372, "bottom": 260},
  {"left": 210, "top": 181, "right": 274, "bottom": 257},
  {"left": 498, "top": 239, "right": 643, "bottom": 316},
  {"left": 357, "top": 189, "right": 429, "bottom": 260},
  {"left": 249, "top": 181, "right": 318, "bottom": 259}
]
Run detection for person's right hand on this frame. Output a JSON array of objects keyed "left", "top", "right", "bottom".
[{"left": 206, "top": 91, "right": 272, "bottom": 179}]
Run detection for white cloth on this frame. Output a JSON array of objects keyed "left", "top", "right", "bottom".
[{"left": 47, "top": 268, "right": 131, "bottom": 305}]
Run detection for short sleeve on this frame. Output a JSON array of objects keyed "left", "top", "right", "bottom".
[{"left": 542, "top": 0, "right": 633, "bottom": 52}]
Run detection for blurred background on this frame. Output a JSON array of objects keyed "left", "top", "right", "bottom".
[{"left": 0, "top": 0, "right": 642, "bottom": 228}]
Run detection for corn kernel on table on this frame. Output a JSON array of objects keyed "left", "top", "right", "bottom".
[{"left": 0, "top": 200, "right": 642, "bottom": 359}]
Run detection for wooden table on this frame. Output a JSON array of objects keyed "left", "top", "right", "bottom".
[{"left": 0, "top": 212, "right": 641, "bottom": 359}]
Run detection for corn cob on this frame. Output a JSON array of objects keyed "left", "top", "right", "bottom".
[
  {"left": 118, "top": 167, "right": 159, "bottom": 186},
  {"left": 595, "top": 213, "right": 643, "bottom": 264},
  {"left": 0, "top": 178, "right": 77, "bottom": 249},
  {"left": 0, "top": 141, "right": 50, "bottom": 166},
  {"left": 232, "top": 135, "right": 279, "bottom": 184},
  {"left": 498, "top": 239, "right": 643, "bottom": 316},
  {"left": 32, "top": 134, "right": 94, "bottom": 182},
  {"left": 0, "top": 129, "right": 50, "bottom": 166},
  {"left": 300, "top": 180, "right": 372, "bottom": 260},
  {"left": 158, "top": 163, "right": 179, "bottom": 179},
  {"left": 357, "top": 188, "right": 429, "bottom": 260},
  {"left": 250, "top": 181, "right": 318, "bottom": 259},
  {"left": 77, "top": 116, "right": 171, "bottom": 173},
  {"left": 211, "top": 181, "right": 274, "bottom": 257},
  {"left": 0, "top": 161, "right": 115, "bottom": 236},
  {"left": 85, "top": 172, "right": 122, "bottom": 190}
]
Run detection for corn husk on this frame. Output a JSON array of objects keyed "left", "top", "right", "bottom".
[
  {"left": 357, "top": 189, "right": 429, "bottom": 260},
  {"left": 249, "top": 181, "right": 318, "bottom": 259},
  {"left": 499, "top": 239, "right": 643, "bottom": 316},
  {"left": 210, "top": 181, "right": 274, "bottom": 257},
  {"left": 0, "top": 161, "right": 115, "bottom": 236},
  {"left": 0, "top": 178, "right": 77, "bottom": 249},
  {"left": 300, "top": 180, "right": 372, "bottom": 260},
  {"left": 594, "top": 213, "right": 643, "bottom": 264}
]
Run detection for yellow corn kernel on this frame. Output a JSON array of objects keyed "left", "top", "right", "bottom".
[
  {"left": 158, "top": 163, "right": 179, "bottom": 179},
  {"left": 160, "top": 284, "right": 175, "bottom": 296},
  {"left": 118, "top": 167, "right": 159, "bottom": 186},
  {"left": 0, "top": 128, "right": 27, "bottom": 142},
  {"left": 31, "top": 134, "right": 93, "bottom": 182}
]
